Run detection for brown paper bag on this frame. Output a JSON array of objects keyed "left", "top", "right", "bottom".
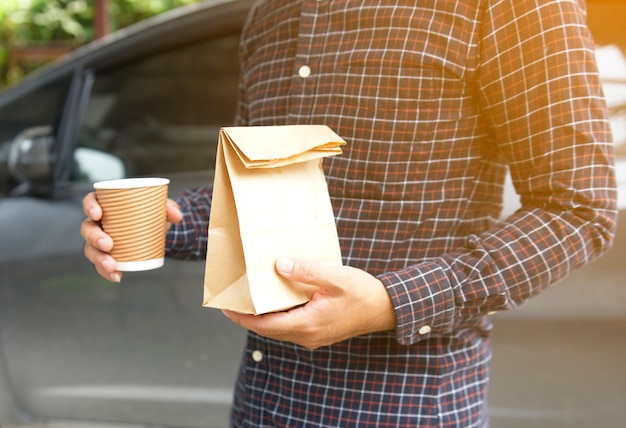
[{"left": 203, "top": 125, "right": 346, "bottom": 315}]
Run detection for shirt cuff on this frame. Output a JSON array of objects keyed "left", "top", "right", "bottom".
[
  {"left": 379, "top": 260, "right": 456, "bottom": 345},
  {"left": 164, "top": 187, "right": 212, "bottom": 260}
]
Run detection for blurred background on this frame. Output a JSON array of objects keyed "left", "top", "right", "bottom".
[
  {"left": 0, "top": 1, "right": 624, "bottom": 427},
  {"left": 1, "top": 0, "right": 625, "bottom": 154},
  {"left": 0, "top": 0, "right": 200, "bottom": 88}
]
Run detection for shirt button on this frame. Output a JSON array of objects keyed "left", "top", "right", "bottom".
[
  {"left": 298, "top": 65, "right": 311, "bottom": 78},
  {"left": 252, "top": 350, "right": 263, "bottom": 362},
  {"left": 418, "top": 325, "right": 432, "bottom": 335}
]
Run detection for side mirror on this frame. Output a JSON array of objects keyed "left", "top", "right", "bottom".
[
  {"left": 73, "top": 147, "right": 126, "bottom": 182},
  {"left": 8, "top": 126, "right": 55, "bottom": 195}
]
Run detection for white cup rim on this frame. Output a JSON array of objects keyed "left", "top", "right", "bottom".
[
  {"left": 94, "top": 177, "right": 169, "bottom": 190},
  {"left": 116, "top": 257, "right": 165, "bottom": 272}
]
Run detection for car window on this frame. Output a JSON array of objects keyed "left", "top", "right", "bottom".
[
  {"left": 0, "top": 79, "right": 71, "bottom": 145},
  {"left": 74, "top": 32, "right": 241, "bottom": 182},
  {"left": 0, "top": 77, "right": 72, "bottom": 195}
]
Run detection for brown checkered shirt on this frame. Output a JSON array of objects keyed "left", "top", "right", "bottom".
[{"left": 168, "top": 1, "right": 617, "bottom": 426}]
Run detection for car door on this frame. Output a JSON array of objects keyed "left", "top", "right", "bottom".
[{"left": 0, "top": 23, "right": 246, "bottom": 428}]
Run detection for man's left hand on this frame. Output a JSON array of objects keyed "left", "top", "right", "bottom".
[{"left": 222, "top": 258, "right": 397, "bottom": 349}]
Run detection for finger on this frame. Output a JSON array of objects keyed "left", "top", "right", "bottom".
[
  {"left": 82, "top": 192, "right": 102, "bottom": 221},
  {"left": 80, "top": 218, "right": 113, "bottom": 253},
  {"left": 222, "top": 309, "right": 302, "bottom": 341},
  {"left": 80, "top": 217, "right": 120, "bottom": 283},
  {"left": 166, "top": 199, "right": 183, "bottom": 224},
  {"left": 222, "top": 310, "right": 260, "bottom": 333},
  {"left": 83, "top": 242, "right": 122, "bottom": 282}
]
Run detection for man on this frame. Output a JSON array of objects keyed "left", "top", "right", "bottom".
[{"left": 82, "top": 0, "right": 617, "bottom": 426}]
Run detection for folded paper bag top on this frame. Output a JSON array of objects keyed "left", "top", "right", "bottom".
[
  {"left": 225, "top": 124, "right": 345, "bottom": 168},
  {"left": 203, "top": 125, "right": 346, "bottom": 315}
]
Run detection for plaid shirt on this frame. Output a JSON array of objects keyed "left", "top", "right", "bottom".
[{"left": 167, "top": 0, "right": 617, "bottom": 426}]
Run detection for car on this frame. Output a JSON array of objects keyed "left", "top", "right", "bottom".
[
  {"left": 0, "top": 0, "right": 624, "bottom": 427},
  {"left": 0, "top": 0, "right": 252, "bottom": 426}
]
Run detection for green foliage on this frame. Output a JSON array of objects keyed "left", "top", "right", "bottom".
[
  {"left": 0, "top": 0, "right": 199, "bottom": 87},
  {"left": 110, "top": 0, "right": 198, "bottom": 29},
  {"left": 6, "top": 0, "right": 93, "bottom": 45}
]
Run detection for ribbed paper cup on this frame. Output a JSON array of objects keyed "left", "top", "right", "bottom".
[{"left": 94, "top": 177, "right": 169, "bottom": 271}]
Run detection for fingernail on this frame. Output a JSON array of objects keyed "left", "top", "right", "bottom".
[
  {"left": 110, "top": 272, "right": 121, "bottom": 283},
  {"left": 276, "top": 258, "right": 294, "bottom": 275},
  {"left": 89, "top": 208, "right": 98, "bottom": 219},
  {"left": 97, "top": 238, "right": 107, "bottom": 251}
]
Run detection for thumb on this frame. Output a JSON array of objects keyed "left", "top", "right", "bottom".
[
  {"left": 275, "top": 257, "right": 340, "bottom": 290},
  {"left": 275, "top": 257, "right": 296, "bottom": 277},
  {"left": 166, "top": 199, "right": 183, "bottom": 224}
]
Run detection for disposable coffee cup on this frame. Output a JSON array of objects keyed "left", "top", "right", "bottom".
[{"left": 93, "top": 177, "right": 170, "bottom": 271}]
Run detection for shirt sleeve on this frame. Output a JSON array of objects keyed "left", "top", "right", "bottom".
[
  {"left": 165, "top": 186, "right": 213, "bottom": 260},
  {"left": 379, "top": 0, "right": 618, "bottom": 345}
]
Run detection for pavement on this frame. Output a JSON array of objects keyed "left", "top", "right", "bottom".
[{"left": 488, "top": 210, "right": 626, "bottom": 428}]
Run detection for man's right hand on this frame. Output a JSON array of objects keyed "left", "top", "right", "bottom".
[{"left": 80, "top": 192, "right": 183, "bottom": 282}]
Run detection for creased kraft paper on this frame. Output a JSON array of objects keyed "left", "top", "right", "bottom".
[{"left": 203, "top": 125, "right": 346, "bottom": 315}]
